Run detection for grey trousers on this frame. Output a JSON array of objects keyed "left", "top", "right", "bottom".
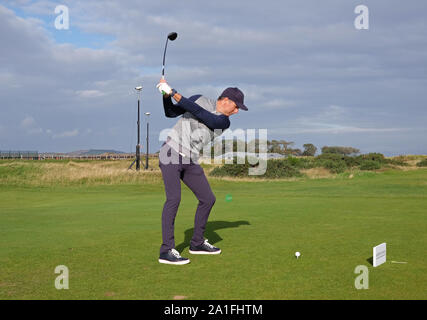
[{"left": 159, "top": 144, "right": 216, "bottom": 254}]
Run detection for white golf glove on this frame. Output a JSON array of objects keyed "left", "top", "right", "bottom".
[{"left": 156, "top": 82, "right": 173, "bottom": 96}]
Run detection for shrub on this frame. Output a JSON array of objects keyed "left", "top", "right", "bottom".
[
  {"left": 321, "top": 146, "right": 359, "bottom": 155},
  {"left": 314, "top": 154, "right": 349, "bottom": 173},
  {"left": 360, "top": 160, "right": 381, "bottom": 170},
  {"left": 359, "top": 153, "right": 385, "bottom": 162},
  {"left": 386, "top": 158, "right": 408, "bottom": 166},
  {"left": 284, "top": 157, "right": 315, "bottom": 169},
  {"left": 341, "top": 156, "right": 360, "bottom": 167},
  {"left": 318, "top": 159, "right": 347, "bottom": 173},
  {"left": 263, "top": 159, "right": 303, "bottom": 178},
  {"left": 209, "top": 157, "right": 302, "bottom": 179},
  {"left": 316, "top": 153, "right": 345, "bottom": 161},
  {"left": 416, "top": 159, "right": 427, "bottom": 167},
  {"left": 209, "top": 151, "right": 410, "bottom": 178},
  {"left": 209, "top": 159, "right": 249, "bottom": 178},
  {"left": 286, "top": 156, "right": 300, "bottom": 167}
]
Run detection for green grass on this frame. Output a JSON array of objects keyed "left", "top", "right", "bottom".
[{"left": 0, "top": 160, "right": 426, "bottom": 299}]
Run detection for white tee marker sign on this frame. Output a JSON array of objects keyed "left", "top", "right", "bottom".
[{"left": 373, "top": 243, "right": 386, "bottom": 267}]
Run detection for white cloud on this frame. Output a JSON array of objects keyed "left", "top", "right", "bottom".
[
  {"left": 292, "top": 104, "right": 348, "bottom": 128},
  {"left": 270, "top": 125, "right": 411, "bottom": 135},
  {"left": 28, "top": 127, "right": 43, "bottom": 134},
  {"left": 21, "top": 115, "right": 35, "bottom": 128},
  {"left": 263, "top": 99, "right": 296, "bottom": 109},
  {"left": 270, "top": 104, "right": 412, "bottom": 135},
  {"left": 75, "top": 90, "right": 106, "bottom": 98},
  {"left": 0, "top": 71, "right": 21, "bottom": 88},
  {"left": 52, "top": 129, "right": 79, "bottom": 139},
  {"left": 183, "top": 84, "right": 224, "bottom": 98},
  {"left": 19, "top": 115, "right": 44, "bottom": 135},
  {"left": 8, "top": 0, "right": 56, "bottom": 15},
  {"left": 321, "top": 105, "right": 346, "bottom": 119},
  {"left": 1, "top": 1, "right": 427, "bottom": 156}
]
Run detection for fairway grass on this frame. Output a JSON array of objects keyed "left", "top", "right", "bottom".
[{"left": 0, "top": 161, "right": 426, "bottom": 299}]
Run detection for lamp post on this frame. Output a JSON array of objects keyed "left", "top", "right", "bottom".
[
  {"left": 135, "top": 86, "right": 142, "bottom": 171},
  {"left": 145, "top": 112, "right": 150, "bottom": 170}
]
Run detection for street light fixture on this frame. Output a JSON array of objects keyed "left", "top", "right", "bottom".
[
  {"left": 135, "top": 86, "right": 142, "bottom": 170},
  {"left": 145, "top": 112, "right": 150, "bottom": 170}
]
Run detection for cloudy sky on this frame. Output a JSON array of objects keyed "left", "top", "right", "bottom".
[{"left": 1, "top": 0, "right": 426, "bottom": 156}]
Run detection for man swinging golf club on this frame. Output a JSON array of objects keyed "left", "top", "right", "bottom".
[{"left": 156, "top": 79, "right": 248, "bottom": 265}]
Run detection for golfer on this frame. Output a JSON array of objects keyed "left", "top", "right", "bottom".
[{"left": 156, "top": 79, "right": 248, "bottom": 265}]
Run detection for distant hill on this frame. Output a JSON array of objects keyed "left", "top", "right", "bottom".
[{"left": 66, "top": 149, "right": 126, "bottom": 156}]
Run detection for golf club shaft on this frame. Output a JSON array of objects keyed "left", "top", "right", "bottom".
[{"left": 162, "top": 38, "right": 169, "bottom": 79}]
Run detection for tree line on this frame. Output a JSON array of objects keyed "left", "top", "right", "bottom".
[{"left": 210, "top": 139, "right": 360, "bottom": 157}]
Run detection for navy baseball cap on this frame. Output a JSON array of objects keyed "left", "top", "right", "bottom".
[{"left": 220, "top": 87, "right": 248, "bottom": 111}]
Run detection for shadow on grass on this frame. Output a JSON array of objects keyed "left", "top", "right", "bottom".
[
  {"left": 176, "top": 220, "right": 250, "bottom": 253},
  {"left": 367, "top": 256, "right": 373, "bottom": 266}
]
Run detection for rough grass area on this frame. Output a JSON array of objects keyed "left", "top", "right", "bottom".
[
  {"left": 0, "top": 159, "right": 162, "bottom": 186},
  {"left": 209, "top": 154, "right": 423, "bottom": 179},
  {"left": 1, "top": 155, "right": 424, "bottom": 186}
]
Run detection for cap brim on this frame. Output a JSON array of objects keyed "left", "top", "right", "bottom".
[{"left": 236, "top": 102, "right": 248, "bottom": 111}]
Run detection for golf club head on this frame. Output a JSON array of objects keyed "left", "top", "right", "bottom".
[
  {"left": 162, "top": 32, "right": 178, "bottom": 79},
  {"left": 167, "top": 32, "right": 178, "bottom": 41}
]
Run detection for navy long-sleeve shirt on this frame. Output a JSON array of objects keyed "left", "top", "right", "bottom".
[{"left": 163, "top": 95, "right": 230, "bottom": 130}]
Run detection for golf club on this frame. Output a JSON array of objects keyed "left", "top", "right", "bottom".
[{"left": 162, "top": 32, "right": 178, "bottom": 79}]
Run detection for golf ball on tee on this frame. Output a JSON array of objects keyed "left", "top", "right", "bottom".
[{"left": 295, "top": 252, "right": 301, "bottom": 258}]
